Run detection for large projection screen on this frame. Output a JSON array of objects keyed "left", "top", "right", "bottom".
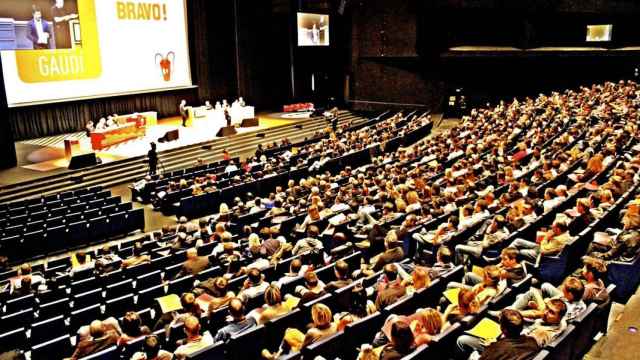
[{"left": 0, "top": 0, "right": 193, "bottom": 107}]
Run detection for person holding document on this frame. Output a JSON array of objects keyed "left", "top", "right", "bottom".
[{"left": 27, "top": 6, "right": 52, "bottom": 49}]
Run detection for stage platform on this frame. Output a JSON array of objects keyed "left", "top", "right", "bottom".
[
  {"left": 0, "top": 110, "right": 367, "bottom": 203},
  {"left": 1, "top": 114, "right": 296, "bottom": 185}
]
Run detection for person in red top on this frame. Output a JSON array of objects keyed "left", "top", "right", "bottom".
[{"left": 223, "top": 149, "right": 231, "bottom": 161}]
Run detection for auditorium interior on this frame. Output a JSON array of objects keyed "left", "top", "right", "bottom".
[{"left": 1, "top": 1, "right": 640, "bottom": 359}]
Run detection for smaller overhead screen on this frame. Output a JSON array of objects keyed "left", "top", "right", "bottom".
[
  {"left": 297, "top": 13, "right": 329, "bottom": 46},
  {"left": 586, "top": 25, "right": 613, "bottom": 42}
]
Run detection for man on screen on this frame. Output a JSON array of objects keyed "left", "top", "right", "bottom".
[
  {"left": 52, "top": 0, "right": 79, "bottom": 49},
  {"left": 27, "top": 6, "right": 52, "bottom": 49}
]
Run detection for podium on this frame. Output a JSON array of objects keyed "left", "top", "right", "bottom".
[{"left": 64, "top": 139, "right": 81, "bottom": 159}]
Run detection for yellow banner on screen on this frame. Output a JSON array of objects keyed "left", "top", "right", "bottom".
[{"left": 15, "top": 0, "right": 101, "bottom": 83}]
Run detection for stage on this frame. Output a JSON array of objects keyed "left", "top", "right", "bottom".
[{"left": 0, "top": 112, "right": 300, "bottom": 186}]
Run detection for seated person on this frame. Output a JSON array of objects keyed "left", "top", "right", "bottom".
[
  {"left": 375, "top": 264, "right": 407, "bottom": 310},
  {"left": 496, "top": 247, "right": 526, "bottom": 284},
  {"left": 334, "top": 285, "right": 376, "bottom": 330},
  {"left": 587, "top": 203, "right": 640, "bottom": 262},
  {"left": 447, "top": 265, "right": 501, "bottom": 306},
  {"left": 369, "top": 231, "right": 405, "bottom": 272},
  {"left": 173, "top": 316, "right": 214, "bottom": 359},
  {"left": 576, "top": 256, "right": 608, "bottom": 303},
  {"left": 214, "top": 298, "right": 257, "bottom": 343},
  {"left": 294, "top": 270, "right": 326, "bottom": 303},
  {"left": 443, "top": 288, "right": 480, "bottom": 324},
  {"left": 413, "top": 215, "right": 459, "bottom": 247},
  {"left": 457, "top": 299, "right": 567, "bottom": 359},
  {"left": 238, "top": 268, "right": 269, "bottom": 302},
  {"left": 455, "top": 215, "right": 510, "bottom": 264},
  {"left": 374, "top": 307, "right": 442, "bottom": 348},
  {"left": 324, "top": 260, "right": 353, "bottom": 292},
  {"left": 292, "top": 225, "right": 324, "bottom": 256},
  {"left": 510, "top": 220, "right": 571, "bottom": 262},
  {"left": 422, "top": 245, "right": 455, "bottom": 278},
  {"left": 130, "top": 335, "right": 173, "bottom": 360},
  {"left": 71, "top": 320, "right": 120, "bottom": 359},
  {"left": 194, "top": 276, "right": 234, "bottom": 310},
  {"left": 378, "top": 321, "right": 415, "bottom": 360},
  {"left": 121, "top": 242, "right": 151, "bottom": 268},
  {"left": 506, "top": 276, "right": 586, "bottom": 322},
  {"left": 255, "top": 284, "right": 294, "bottom": 325},
  {"left": 478, "top": 309, "right": 540, "bottom": 360},
  {"left": 262, "top": 303, "right": 337, "bottom": 359},
  {"left": 276, "top": 258, "right": 307, "bottom": 287},
  {"left": 176, "top": 248, "right": 210, "bottom": 278},
  {"left": 119, "top": 311, "right": 150, "bottom": 345},
  {"left": 402, "top": 266, "right": 431, "bottom": 295}
]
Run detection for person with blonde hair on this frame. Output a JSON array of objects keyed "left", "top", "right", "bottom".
[
  {"left": 256, "top": 284, "right": 293, "bottom": 325},
  {"left": 404, "top": 266, "right": 431, "bottom": 294},
  {"left": 262, "top": 303, "right": 337, "bottom": 359},
  {"left": 405, "top": 191, "right": 422, "bottom": 214}
]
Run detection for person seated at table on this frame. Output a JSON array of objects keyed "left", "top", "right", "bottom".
[
  {"left": 95, "top": 117, "right": 107, "bottom": 130},
  {"left": 85, "top": 120, "right": 95, "bottom": 136}
]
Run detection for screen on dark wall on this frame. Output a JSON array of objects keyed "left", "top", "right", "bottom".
[
  {"left": 586, "top": 25, "right": 613, "bottom": 42},
  {"left": 297, "top": 12, "right": 329, "bottom": 46}
]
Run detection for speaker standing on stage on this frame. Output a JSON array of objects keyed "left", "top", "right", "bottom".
[
  {"left": 148, "top": 142, "right": 158, "bottom": 175},
  {"left": 179, "top": 99, "right": 188, "bottom": 127}
]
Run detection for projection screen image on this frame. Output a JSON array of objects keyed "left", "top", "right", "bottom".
[
  {"left": 586, "top": 25, "right": 613, "bottom": 42},
  {"left": 0, "top": 0, "right": 192, "bottom": 107},
  {"left": 297, "top": 12, "right": 329, "bottom": 46}
]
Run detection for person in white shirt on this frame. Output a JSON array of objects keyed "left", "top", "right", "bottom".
[{"left": 224, "top": 161, "right": 238, "bottom": 173}]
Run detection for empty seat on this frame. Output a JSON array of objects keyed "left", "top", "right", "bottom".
[
  {"left": 31, "top": 315, "right": 66, "bottom": 344},
  {"left": 88, "top": 216, "right": 109, "bottom": 242},
  {"left": 104, "top": 293, "right": 135, "bottom": 318},
  {"left": 0, "top": 327, "right": 27, "bottom": 354},
  {"left": 108, "top": 212, "right": 127, "bottom": 237},
  {"left": 70, "top": 304, "right": 102, "bottom": 333},
  {"left": 31, "top": 334, "right": 72, "bottom": 360},
  {"left": 137, "top": 285, "right": 165, "bottom": 309},
  {"left": 68, "top": 220, "right": 89, "bottom": 248},
  {"left": 73, "top": 288, "right": 103, "bottom": 309},
  {"left": 38, "top": 297, "right": 70, "bottom": 319},
  {"left": 71, "top": 276, "right": 99, "bottom": 294},
  {"left": 105, "top": 279, "right": 134, "bottom": 300},
  {"left": 78, "top": 345, "right": 119, "bottom": 360},
  {"left": 125, "top": 208, "right": 145, "bottom": 234},
  {"left": 168, "top": 275, "right": 194, "bottom": 295},
  {"left": 136, "top": 270, "right": 162, "bottom": 290},
  {"left": 5, "top": 293, "right": 35, "bottom": 313}
]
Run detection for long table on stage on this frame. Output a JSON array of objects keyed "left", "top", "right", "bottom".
[
  {"left": 90, "top": 112, "right": 157, "bottom": 150},
  {"left": 189, "top": 105, "right": 255, "bottom": 126}
]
